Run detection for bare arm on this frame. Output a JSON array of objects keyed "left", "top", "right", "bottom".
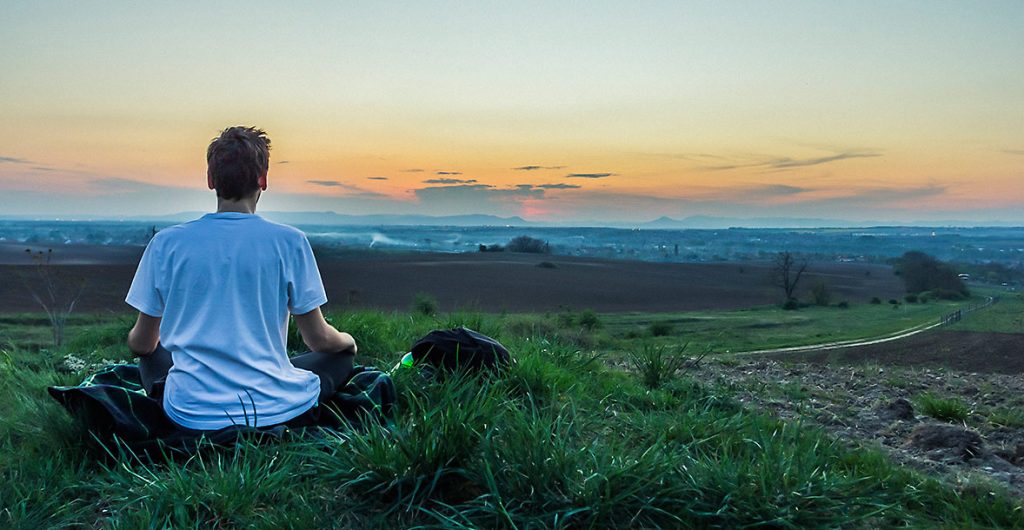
[
  {"left": 127, "top": 312, "right": 161, "bottom": 356},
  {"left": 293, "top": 307, "right": 356, "bottom": 355}
]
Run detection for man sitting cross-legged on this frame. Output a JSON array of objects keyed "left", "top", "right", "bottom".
[{"left": 125, "top": 126, "right": 357, "bottom": 431}]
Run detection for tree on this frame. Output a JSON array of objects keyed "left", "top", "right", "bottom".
[
  {"left": 22, "top": 248, "right": 85, "bottom": 348},
  {"left": 893, "top": 251, "right": 968, "bottom": 299},
  {"left": 773, "top": 251, "right": 807, "bottom": 302}
]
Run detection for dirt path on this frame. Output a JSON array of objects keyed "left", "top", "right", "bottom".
[{"left": 736, "top": 297, "right": 996, "bottom": 357}]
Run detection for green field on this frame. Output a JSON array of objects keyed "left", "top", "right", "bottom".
[
  {"left": 596, "top": 296, "right": 974, "bottom": 354},
  {"left": 949, "top": 287, "right": 1024, "bottom": 334},
  {"left": 1, "top": 303, "right": 1022, "bottom": 528}
]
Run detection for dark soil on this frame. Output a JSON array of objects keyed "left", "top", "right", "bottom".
[
  {"left": 0, "top": 246, "right": 904, "bottom": 314},
  {"left": 765, "top": 331, "right": 1024, "bottom": 374},
  {"left": 698, "top": 358, "right": 1024, "bottom": 498}
]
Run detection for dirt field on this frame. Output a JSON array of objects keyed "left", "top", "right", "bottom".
[
  {"left": 766, "top": 330, "right": 1024, "bottom": 374},
  {"left": 0, "top": 245, "right": 903, "bottom": 314}
]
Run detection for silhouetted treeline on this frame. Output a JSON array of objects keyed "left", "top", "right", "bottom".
[{"left": 893, "top": 251, "right": 969, "bottom": 299}]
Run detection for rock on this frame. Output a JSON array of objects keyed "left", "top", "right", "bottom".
[
  {"left": 905, "top": 424, "right": 984, "bottom": 461},
  {"left": 880, "top": 398, "right": 915, "bottom": 421}
]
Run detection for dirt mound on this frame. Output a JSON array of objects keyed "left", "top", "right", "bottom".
[
  {"left": 906, "top": 424, "right": 984, "bottom": 461},
  {"left": 766, "top": 330, "right": 1024, "bottom": 374}
]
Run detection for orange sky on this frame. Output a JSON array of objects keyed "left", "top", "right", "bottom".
[{"left": 1, "top": 2, "right": 1021, "bottom": 224}]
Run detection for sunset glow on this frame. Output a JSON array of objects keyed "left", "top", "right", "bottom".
[{"left": 1, "top": 2, "right": 1021, "bottom": 224}]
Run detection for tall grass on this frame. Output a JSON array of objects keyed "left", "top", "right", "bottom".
[{"left": 1, "top": 311, "right": 1022, "bottom": 528}]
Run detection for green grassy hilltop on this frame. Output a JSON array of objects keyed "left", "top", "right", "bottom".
[{"left": 1, "top": 303, "right": 1022, "bottom": 528}]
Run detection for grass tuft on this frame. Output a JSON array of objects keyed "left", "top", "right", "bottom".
[
  {"left": 915, "top": 392, "right": 970, "bottom": 422},
  {"left": 627, "top": 342, "right": 690, "bottom": 389}
]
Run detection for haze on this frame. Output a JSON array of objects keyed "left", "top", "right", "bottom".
[{"left": 1, "top": 2, "right": 1022, "bottom": 225}]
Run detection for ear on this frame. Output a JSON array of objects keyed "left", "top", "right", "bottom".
[
  {"left": 207, "top": 169, "right": 215, "bottom": 190},
  {"left": 258, "top": 170, "right": 268, "bottom": 191}
]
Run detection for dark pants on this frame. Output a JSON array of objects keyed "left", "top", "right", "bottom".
[{"left": 139, "top": 344, "right": 355, "bottom": 427}]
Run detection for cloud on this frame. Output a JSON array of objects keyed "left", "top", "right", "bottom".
[
  {"left": 276, "top": 160, "right": 290, "bottom": 164},
  {"left": 769, "top": 152, "right": 881, "bottom": 169},
  {"left": 414, "top": 184, "right": 544, "bottom": 215},
  {"left": 534, "top": 183, "right": 582, "bottom": 190},
  {"left": 31, "top": 166, "right": 57, "bottom": 172},
  {"left": 307, "top": 180, "right": 344, "bottom": 187},
  {"left": 836, "top": 185, "right": 946, "bottom": 204},
  {"left": 366, "top": 176, "right": 389, "bottom": 180},
  {"left": 416, "top": 183, "right": 543, "bottom": 198},
  {"left": 435, "top": 171, "right": 462, "bottom": 175},
  {"left": 566, "top": 173, "right": 615, "bottom": 179},
  {"left": 0, "top": 156, "right": 30, "bottom": 164},
  {"left": 513, "top": 165, "right": 565, "bottom": 171},
  {"left": 704, "top": 151, "right": 882, "bottom": 171},
  {"left": 751, "top": 184, "right": 811, "bottom": 196},
  {"left": 306, "top": 179, "right": 389, "bottom": 198},
  {"left": 91, "top": 178, "right": 181, "bottom": 193},
  {"left": 424, "top": 178, "right": 478, "bottom": 185},
  {"left": 1003, "top": 149, "right": 1024, "bottom": 156},
  {"left": 401, "top": 168, "right": 424, "bottom": 173}
]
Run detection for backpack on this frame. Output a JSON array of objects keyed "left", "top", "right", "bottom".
[{"left": 408, "top": 327, "right": 512, "bottom": 373}]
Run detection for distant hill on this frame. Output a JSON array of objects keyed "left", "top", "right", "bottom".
[
  {"left": 640, "top": 215, "right": 868, "bottom": 229},
  {"left": 119, "top": 211, "right": 533, "bottom": 227}
]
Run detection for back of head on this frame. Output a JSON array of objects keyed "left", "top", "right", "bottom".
[{"left": 206, "top": 126, "right": 271, "bottom": 200}]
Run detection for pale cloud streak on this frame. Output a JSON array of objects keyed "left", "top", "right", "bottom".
[
  {"left": 566, "top": 172, "right": 615, "bottom": 179},
  {"left": 423, "top": 178, "right": 478, "bottom": 184},
  {"left": 703, "top": 151, "right": 882, "bottom": 171},
  {"left": 513, "top": 165, "right": 566, "bottom": 171}
]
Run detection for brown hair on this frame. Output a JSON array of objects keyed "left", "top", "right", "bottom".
[{"left": 206, "top": 126, "right": 271, "bottom": 200}]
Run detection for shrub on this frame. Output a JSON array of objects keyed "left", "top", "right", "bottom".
[
  {"left": 870, "top": 297, "right": 882, "bottom": 305},
  {"left": 648, "top": 321, "right": 673, "bottom": 337},
  {"left": 504, "top": 315, "right": 558, "bottom": 338},
  {"left": 578, "top": 309, "right": 602, "bottom": 330},
  {"left": 925, "top": 288, "right": 968, "bottom": 301},
  {"left": 536, "top": 261, "right": 557, "bottom": 269},
  {"left": 782, "top": 298, "right": 799, "bottom": 311},
  {"left": 506, "top": 235, "right": 549, "bottom": 254},
  {"left": 904, "top": 294, "right": 919, "bottom": 304},
  {"left": 915, "top": 393, "right": 969, "bottom": 422},
  {"left": 810, "top": 281, "right": 832, "bottom": 306},
  {"left": 412, "top": 292, "right": 439, "bottom": 316},
  {"left": 837, "top": 301, "right": 849, "bottom": 309}
]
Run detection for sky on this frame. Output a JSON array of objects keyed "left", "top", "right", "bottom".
[{"left": 1, "top": 1, "right": 1022, "bottom": 225}]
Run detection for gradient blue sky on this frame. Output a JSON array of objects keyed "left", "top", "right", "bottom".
[{"left": 1, "top": 1, "right": 1022, "bottom": 224}]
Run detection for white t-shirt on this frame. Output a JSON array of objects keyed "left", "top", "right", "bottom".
[{"left": 126, "top": 212, "right": 326, "bottom": 430}]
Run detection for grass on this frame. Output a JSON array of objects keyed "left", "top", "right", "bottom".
[
  {"left": 627, "top": 341, "right": 691, "bottom": 389},
  {"left": 601, "top": 297, "right": 969, "bottom": 353},
  {"left": 915, "top": 392, "right": 971, "bottom": 422},
  {"left": 1, "top": 309, "right": 1022, "bottom": 528},
  {"left": 988, "top": 407, "right": 1024, "bottom": 429},
  {"left": 949, "top": 287, "right": 1024, "bottom": 334}
]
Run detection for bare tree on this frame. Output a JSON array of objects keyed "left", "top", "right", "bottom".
[
  {"left": 23, "top": 248, "right": 85, "bottom": 348},
  {"left": 773, "top": 251, "right": 808, "bottom": 302}
]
